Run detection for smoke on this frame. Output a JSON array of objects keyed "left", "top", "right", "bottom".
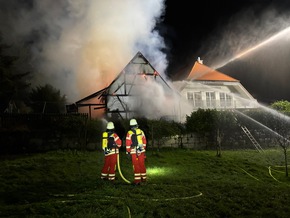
[
  {"left": 0, "top": 0, "right": 167, "bottom": 103},
  {"left": 125, "top": 78, "right": 193, "bottom": 122}
]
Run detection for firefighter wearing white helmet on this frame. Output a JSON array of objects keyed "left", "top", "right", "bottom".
[
  {"left": 126, "top": 118, "right": 147, "bottom": 185},
  {"left": 130, "top": 118, "right": 138, "bottom": 126},
  {"left": 101, "top": 121, "right": 122, "bottom": 181},
  {"left": 107, "top": 121, "right": 114, "bottom": 130}
]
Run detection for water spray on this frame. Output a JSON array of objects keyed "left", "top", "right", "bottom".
[
  {"left": 234, "top": 109, "right": 290, "bottom": 143},
  {"left": 214, "top": 26, "right": 290, "bottom": 70}
]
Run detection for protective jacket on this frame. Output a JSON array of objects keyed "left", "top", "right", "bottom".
[
  {"left": 102, "top": 131, "right": 122, "bottom": 156},
  {"left": 126, "top": 128, "right": 146, "bottom": 154}
]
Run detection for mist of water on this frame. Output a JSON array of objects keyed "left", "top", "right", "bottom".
[
  {"left": 234, "top": 109, "right": 289, "bottom": 143},
  {"left": 214, "top": 26, "right": 290, "bottom": 70},
  {"left": 189, "top": 82, "right": 290, "bottom": 142}
]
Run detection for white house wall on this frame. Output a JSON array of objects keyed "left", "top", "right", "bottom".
[{"left": 176, "top": 80, "right": 258, "bottom": 110}]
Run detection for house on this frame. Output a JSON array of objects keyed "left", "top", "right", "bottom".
[
  {"left": 69, "top": 52, "right": 175, "bottom": 119},
  {"left": 172, "top": 58, "right": 258, "bottom": 111},
  {"left": 68, "top": 54, "right": 258, "bottom": 121}
]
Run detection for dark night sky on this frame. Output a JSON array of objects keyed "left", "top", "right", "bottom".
[
  {"left": 161, "top": 0, "right": 290, "bottom": 104},
  {"left": 162, "top": 0, "right": 257, "bottom": 75}
]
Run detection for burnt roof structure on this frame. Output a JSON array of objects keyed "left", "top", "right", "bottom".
[{"left": 72, "top": 52, "right": 174, "bottom": 119}]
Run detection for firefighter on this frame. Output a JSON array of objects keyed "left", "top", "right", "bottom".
[
  {"left": 101, "top": 121, "right": 122, "bottom": 181},
  {"left": 126, "top": 119, "right": 147, "bottom": 185}
]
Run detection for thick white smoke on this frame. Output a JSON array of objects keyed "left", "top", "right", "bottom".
[{"left": 0, "top": 0, "right": 167, "bottom": 103}]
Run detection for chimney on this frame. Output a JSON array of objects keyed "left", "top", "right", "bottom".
[{"left": 197, "top": 57, "right": 203, "bottom": 64}]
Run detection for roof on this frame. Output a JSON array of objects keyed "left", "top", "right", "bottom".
[
  {"left": 73, "top": 51, "right": 175, "bottom": 119},
  {"left": 187, "top": 60, "right": 238, "bottom": 82}
]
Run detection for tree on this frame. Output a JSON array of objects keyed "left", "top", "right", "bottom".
[
  {"left": 186, "top": 109, "right": 236, "bottom": 156},
  {"left": 29, "top": 84, "right": 67, "bottom": 113},
  {"left": 0, "top": 36, "right": 32, "bottom": 113},
  {"left": 148, "top": 119, "right": 184, "bottom": 150},
  {"left": 185, "top": 109, "right": 218, "bottom": 151},
  {"left": 270, "top": 100, "right": 290, "bottom": 114},
  {"left": 270, "top": 100, "right": 290, "bottom": 177},
  {"left": 185, "top": 108, "right": 217, "bottom": 139},
  {"left": 214, "top": 110, "right": 236, "bottom": 157}
]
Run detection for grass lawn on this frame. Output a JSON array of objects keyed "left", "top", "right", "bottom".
[{"left": 0, "top": 148, "right": 290, "bottom": 217}]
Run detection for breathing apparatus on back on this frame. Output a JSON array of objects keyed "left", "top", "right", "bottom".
[
  {"left": 129, "top": 119, "right": 143, "bottom": 154},
  {"left": 102, "top": 122, "right": 116, "bottom": 154}
]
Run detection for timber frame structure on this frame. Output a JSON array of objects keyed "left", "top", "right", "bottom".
[{"left": 69, "top": 52, "right": 173, "bottom": 119}]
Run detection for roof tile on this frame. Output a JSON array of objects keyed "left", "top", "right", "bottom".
[{"left": 187, "top": 61, "right": 238, "bottom": 82}]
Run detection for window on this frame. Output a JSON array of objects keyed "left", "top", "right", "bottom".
[
  {"left": 187, "top": 92, "right": 193, "bottom": 101},
  {"left": 220, "top": 93, "right": 226, "bottom": 107},
  {"left": 206, "top": 92, "right": 216, "bottom": 108},
  {"left": 226, "top": 94, "right": 232, "bottom": 107},
  {"left": 194, "top": 92, "right": 202, "bottom": 108},
  {"left": 220, "top": 93, "right": 232, "bottom": 107}
]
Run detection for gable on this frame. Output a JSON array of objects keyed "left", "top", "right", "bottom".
[
  {"left": 73, "top": 51, "right": 175, "bottom": 119},
  {"left": 108, "top": 51, "right": 172, "bottom": 96},
  {"left": 105, "top": 52, "right": 174, "bottom": 118}
]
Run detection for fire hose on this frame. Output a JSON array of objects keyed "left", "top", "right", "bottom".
[{"left": 117, "top": 153, "right": 131, "bottom": 184}]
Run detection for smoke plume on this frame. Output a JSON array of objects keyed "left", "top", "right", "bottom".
[{"left": 0, "top": 0, "right": 167, "bottom": 103}]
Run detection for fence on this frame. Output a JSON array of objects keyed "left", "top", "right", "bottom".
[
  {"left": 0, "top": 113, "right": 89, "bottom": 154},
  {"left": 0, "top": 113, "right": 282, "bottom": 155}
]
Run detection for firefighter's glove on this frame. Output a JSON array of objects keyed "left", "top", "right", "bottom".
[
  {"left": 137, "top": 144, "right": 143, "bottom": 152},
  {"left": 104, "top": 148, "right": 110, "bottom": 155},
  {"left": 126, "top": 151, "right": 131, "bottom": 159}
]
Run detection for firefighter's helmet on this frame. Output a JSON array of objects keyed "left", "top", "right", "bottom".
[
  {"left": 130, "top": 119, "right": 138, "bottom": 126},
  {"left": 107, "top": 122, "right": 114, "bottom": 130}
]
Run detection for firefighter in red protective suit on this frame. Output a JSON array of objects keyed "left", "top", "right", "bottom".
[
  {"left": 101, "top": 122, "right": 122, "bottom": 181},
  {"left": 126, "top": 119, "right": 147, "bottom": 185}
]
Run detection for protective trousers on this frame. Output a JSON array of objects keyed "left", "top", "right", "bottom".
[
  {"left": 131, "top": 152, "right": 146, "bottom": 184},
  {"left": 101, "top": 153, "right": 117, "bottom": 181}
]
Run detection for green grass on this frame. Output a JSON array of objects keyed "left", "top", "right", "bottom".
[{"left": 0, "top": 148, "right": 290, "bottom": 218}]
